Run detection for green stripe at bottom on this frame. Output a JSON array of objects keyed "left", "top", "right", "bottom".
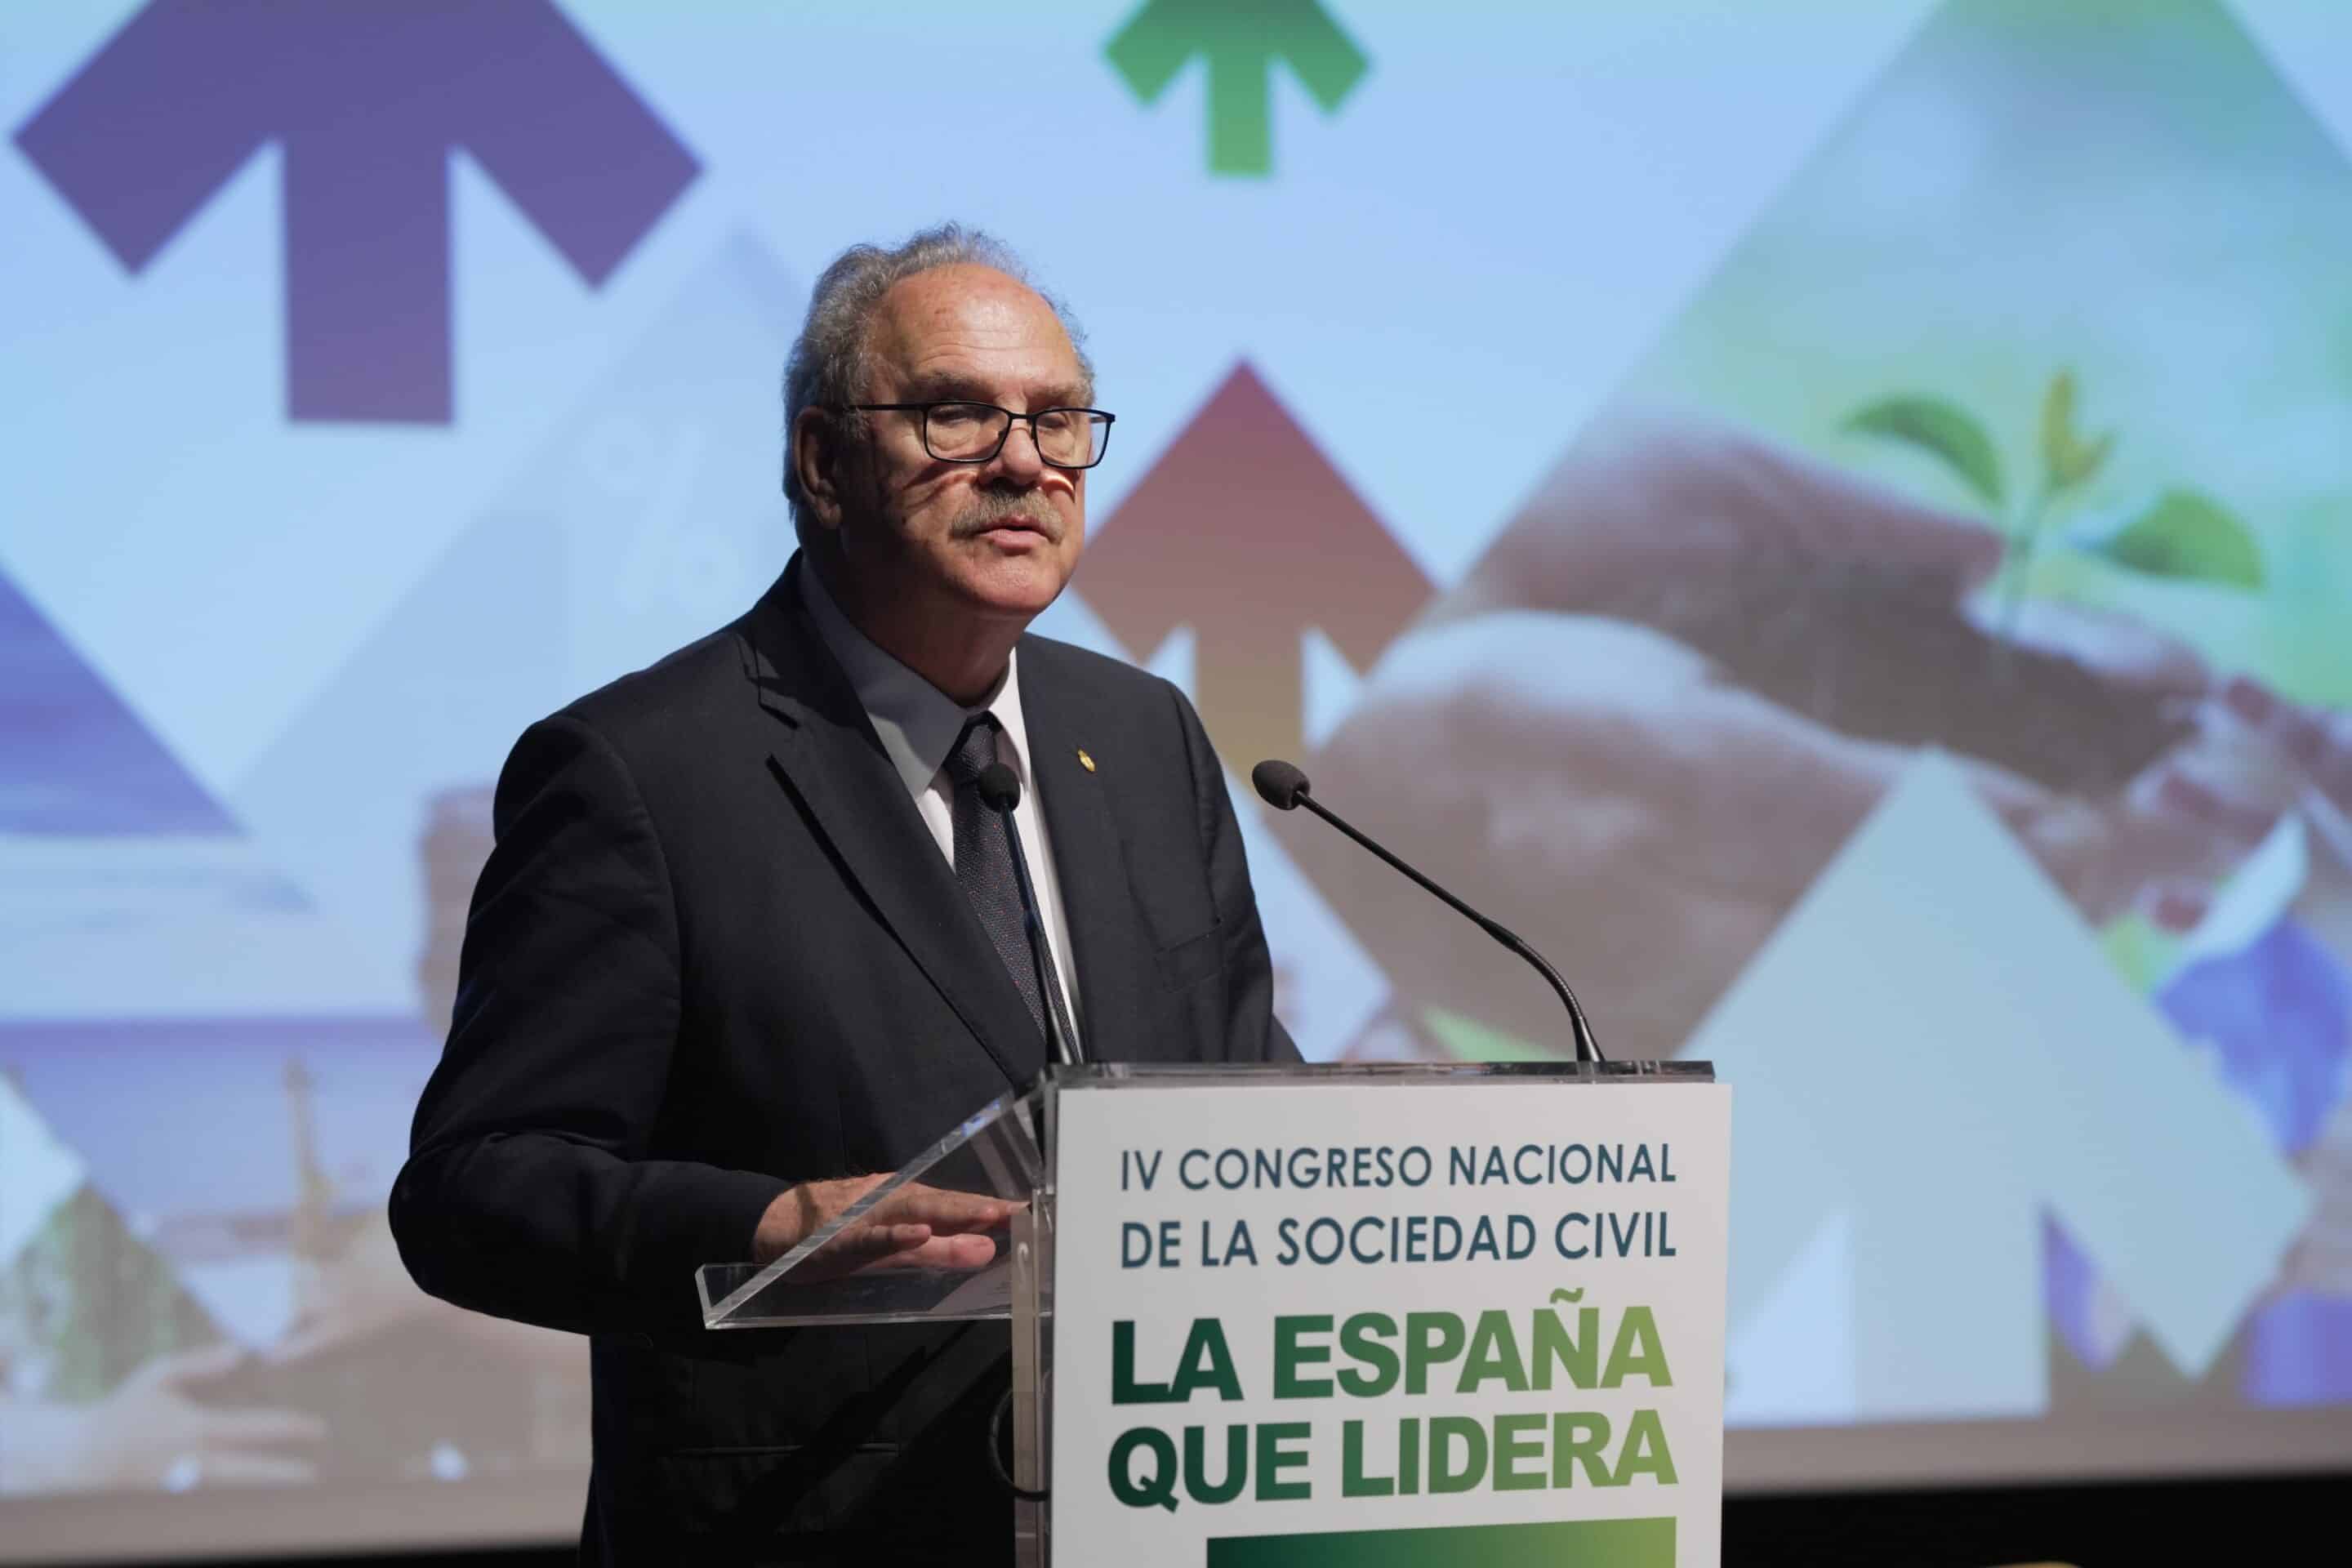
[{"left": 1208, "top": 1517, "right": 1676, "bottom": 1567}]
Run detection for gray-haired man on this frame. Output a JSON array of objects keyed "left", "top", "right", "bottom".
[{"left": 391, "top": 225, "right": 1296, "bottom": 1565}]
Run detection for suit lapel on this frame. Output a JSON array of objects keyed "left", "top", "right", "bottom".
[
  {"left": 1018, "top": 649, "right": 1165, "bottom": 1063},
  {"left": 740, "top": 562, "right": 1048, "bottom": 1090}
]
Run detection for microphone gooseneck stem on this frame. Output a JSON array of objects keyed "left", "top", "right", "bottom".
[
  {"left": 991, "top": 804, "right": 1081, "bottom": 1067},
  {"left": 1295, "top": 791, "right": 1605, "bottom": 1065}
]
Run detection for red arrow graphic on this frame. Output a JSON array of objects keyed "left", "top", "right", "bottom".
[{"left": 1080, "top": 363, "right": 1431, "bottom": 770}]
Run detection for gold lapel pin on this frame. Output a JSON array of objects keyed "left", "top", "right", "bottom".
[{"left": 1076, "top": 747, "right": 1096, "bottom": 773}]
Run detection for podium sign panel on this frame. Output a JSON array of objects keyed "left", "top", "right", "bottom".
[
  {"left": 1050, "top": 1071, "right": 1730, "bottom": 1566},
  {"left": 698, "top": 1062, "right": 1726, "bottom": 1566}
]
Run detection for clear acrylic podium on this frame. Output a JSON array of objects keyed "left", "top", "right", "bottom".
[{"left": 697, "top": 1059, "right": 1715, "bottom": 1566}]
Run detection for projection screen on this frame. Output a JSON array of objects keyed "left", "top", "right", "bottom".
[{"left": 4, "top": 0, "right": 2350, "bottom": 1557}]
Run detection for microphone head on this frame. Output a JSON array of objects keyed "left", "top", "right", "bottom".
[
  {"left": 1251, "top": 759, "right": 1311, "bottom": 811},
  {"left": 977, "top": 761, "right": 1022, "bottom": 813}
]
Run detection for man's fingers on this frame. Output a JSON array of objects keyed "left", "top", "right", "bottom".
[
  {"left": 795, "top": 1219, "right": 1000, "bottom": 1280},
  {"left": 855, "top": 1232, "right": 1002, "bottom": 1274},
  {"left": 764, "top": 1178, "right": 1022, "bottom": 1269},
  {"left": 883, "top": 1192, "right": 1020, "bottom": 1232},
  {"left": 908, "top": 1232, "right": 1000, "bottom": 1271},
  {"left": 813, "top": 1221, "right": 934, "bottom": 1262},
  {"left": 858, "top": 1180, "right": 1021, "bottom": 1232}
]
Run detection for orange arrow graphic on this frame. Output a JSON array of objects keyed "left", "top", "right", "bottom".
[{"left": 1079, "top": 362, "right": 1431, "bottom": 770}]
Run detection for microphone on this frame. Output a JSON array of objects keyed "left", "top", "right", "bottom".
[
  {"left": 977, "top": 762, "right": 1082, "bottom": 1066},
  {"left": 1251, "top": 759, "right": 1605, "bottom": 1065}
]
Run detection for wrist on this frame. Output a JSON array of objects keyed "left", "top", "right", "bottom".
[{"left": 752, "top": 1183, "right": 820, "bottom": 1265}]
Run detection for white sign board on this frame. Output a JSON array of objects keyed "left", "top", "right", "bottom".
[{"left": 1052, "top": 1078, "right": 1731, "bottom": 1567}]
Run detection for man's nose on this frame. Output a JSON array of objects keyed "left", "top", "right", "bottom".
[{"left": 989, "top": 417, "right": 1048, "bottom": 482}]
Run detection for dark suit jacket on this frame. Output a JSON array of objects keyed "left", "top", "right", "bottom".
[{"left": 390, "top": 555, "right": 1296, "bottom": 1564}]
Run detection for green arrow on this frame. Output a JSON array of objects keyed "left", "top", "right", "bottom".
[{"left": 1106, "top": 0, "right": 1370, "bottom": 176}]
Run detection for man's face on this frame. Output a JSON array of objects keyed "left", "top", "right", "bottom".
[{"left": 830, "top": 264, "right": 1090, "bottom": 623}]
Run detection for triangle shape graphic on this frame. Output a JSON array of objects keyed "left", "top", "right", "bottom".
[
  {"left": 229, "top": 232, "right": 804, "bottom": 1000},
  {"left": 0, "top": 571, "right": 386, "bottom": 1017},
  {"left": 0, "top": 567, "right": 234, "bottom": 836},
  {"left": 1690, "top": 753, "right": 2309, "bottom": 1418}
]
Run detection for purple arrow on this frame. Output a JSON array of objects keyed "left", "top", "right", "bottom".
[{"left": 15, "top": 0, "right": 700, "bottom": 424}]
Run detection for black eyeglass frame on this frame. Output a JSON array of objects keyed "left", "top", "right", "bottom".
[{"left": 837, "top": 401, "right": 1117, "bottom": 470}]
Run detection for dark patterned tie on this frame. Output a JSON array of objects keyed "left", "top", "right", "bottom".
[{"left": 944, "top": 713, "right": 1079, "bottom": 1061}]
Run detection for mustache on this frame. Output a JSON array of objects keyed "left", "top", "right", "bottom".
[{"left": 950, "top": 490, "right": 1060, "bottom": 542}]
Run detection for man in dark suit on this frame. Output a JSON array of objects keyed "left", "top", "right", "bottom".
[{"left": 390, "top": 225, "right": 1297, "bottom": 1564}]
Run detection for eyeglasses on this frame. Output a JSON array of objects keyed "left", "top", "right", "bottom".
[{"left": 843, "top": 401, "right": 1116, "bottom": 470}]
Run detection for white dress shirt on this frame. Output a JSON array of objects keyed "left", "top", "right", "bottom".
[{"left": 798, "top": 564, "right": 1083, "bottom": 1038}]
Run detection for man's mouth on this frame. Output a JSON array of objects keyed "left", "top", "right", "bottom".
[{"left": 976, "top": 514, "right": 1048, "bottom": 538}]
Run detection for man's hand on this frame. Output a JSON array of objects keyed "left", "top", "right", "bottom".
[{"left": 753, "top": 1175, "right": 1021, "bottom": 1279}]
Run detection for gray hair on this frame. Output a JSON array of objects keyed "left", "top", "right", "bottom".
[{"left": 781, "top": 223, "right": 1093, "bottom": 535}]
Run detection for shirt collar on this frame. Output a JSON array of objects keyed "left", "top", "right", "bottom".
[{"left": 798, "top": 559, "right": 1031, "bottom": 800}]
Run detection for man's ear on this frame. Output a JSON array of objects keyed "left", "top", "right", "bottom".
[{"left": 791, "top": 407, "right": 852, "bottom": 532}]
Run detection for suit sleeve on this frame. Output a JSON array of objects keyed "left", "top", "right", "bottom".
[
  {"left": 390, "top": 712, "right": 789, "bottom": 1334},
  {"left": 1170, "top": 685, "right": 1303, "bottom": 1064}
]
